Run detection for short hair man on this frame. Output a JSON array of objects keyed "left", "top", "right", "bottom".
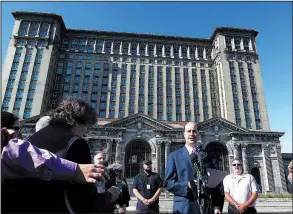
[
  {"left": 133, "top": 160, "right": 163, "bottom": 213},
  {"left": 223, "top": 158, "right": 258, "bottom": 214},
  {"left": 94, "top": 152, "right": 106, "bottom": 165},
  {"left": 94, "top": 152, "right": 107, "bottom": 193},
  {"left": 164, "top": 122, "right": 201, "bottom": 213},
  {"left": 164, "top": 122, "right": 225, "bottom": 214}
]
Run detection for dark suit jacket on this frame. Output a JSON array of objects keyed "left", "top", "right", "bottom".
[{"left": 164, "top": 146, "right": 200, "bottom": 214}]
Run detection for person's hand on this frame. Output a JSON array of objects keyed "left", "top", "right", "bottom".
[
  {"left": 147, "top": 198, "right": 155, "bottom": 205},
  {"left": 234, "top": 203, "right": 241, "bottom": 211},
  {"left": 238, "top": 204, "right": 248, "bottom": 213},
  {"left": 107, "top": 186, "right": 121, "bottom": 203},
  {"left": 142, "top": 198, "right": 150, "bottom": 206},
  {"left": 188, "top": 180, "right": 197, "bottom": 188},
  {"left": 214, "top": 208, "right": 221, "bottom": 214},
  {"left": 75, "top": 163, "right": 105, "bottom": 184},
  {"left": 117, "top": 207, "right": 125, "bottom": 214},
  {"left": 1, "top": 128, "right": 16, "bottom": 150}
]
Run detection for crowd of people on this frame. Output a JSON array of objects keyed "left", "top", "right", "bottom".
[{"left": 1, "top": 97, "right": 292, "bottom": 214}]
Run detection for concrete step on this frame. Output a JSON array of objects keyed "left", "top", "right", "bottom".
[{"left": 127, "top": 198, "right": 293, "bottom": 213}]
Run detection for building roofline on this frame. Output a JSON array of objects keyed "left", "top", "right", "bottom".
[
  {"left": 12, "top": 11, "right": 259, "bottom": 43},
  {"left": 12, "top": 11, "right": 66, "bottom": 31},
  {"left": 210, "top": 27, "right": 259, "bottom": 41},
  {"left": 65, "top": 29, "right": 211, "bottom": 44}
]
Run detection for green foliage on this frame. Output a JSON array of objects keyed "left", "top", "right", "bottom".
[{"left": 259, "top": 193, "right": 292, "bottom": 198}]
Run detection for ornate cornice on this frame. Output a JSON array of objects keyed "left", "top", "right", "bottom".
[
  {"left": 230, "top": 131, "right": 285, "bottom": 138},
  {"left": 11, "top": 12, "right": 259, "bottom": 45},
  {"left": 12, "top": 11, "right": 66, "bottom": 31},
  {"left": 210, "top": 27, "right": 259, "bottom": 41},
  {"left": 198, "top": 116, "right": 249, "bottom": 133},
  {"left": 65, "top": 29, "right": 211, "bottom": 44},
  {"left": 105, "top": 113, "right": 173, "bottom": 130}
]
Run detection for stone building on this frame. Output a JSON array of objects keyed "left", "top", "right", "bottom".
[
  {"left": 21, "top": 113, "right": 287, "bottom": 193},
  {"left": 2, "top": 11, "right": 287, "bottom": 193}
]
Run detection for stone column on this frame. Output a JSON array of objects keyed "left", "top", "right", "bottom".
[
  {"left": 25, "top": 22, "right": 31, "bottom": 36},
  {"left": 93, "top": 39, "right": 97, "bottom": 52},
  {"left": 136, "top": 42, "right": 140, "bottom": 56},
  {"left": 165, "top": 141, "right": 171, "bottom": 167},
  {"left": 164, "top": 141, "right": 171, "bottom": 198},
  {"left": 203, "top": 47, "right": 206, "bottom": 59},
  {"left": 145, "top": 43, "right": 148, "bottom": 56},
  {"left": 128, "top": 42, "right": 131, "bottom": 55},
  {"left": 119, "top": 41, "right": 123, "bottom": 54},
  {"left": 102, "top": 40, "right": 105, "bottom": 53},
  {"left": 275, "top": 144, "right": 288, "bottom": 192},
  {"left": 36, "top": 22, "right": 41, "bottom": 37},
  {"left": 156, "top": 141, "right": 162, "bottom": 174},
  {"left": 187, "top": 46, "right": 190, "bottom": 59},
  {"left": 231, "top": 38, "right": 235, "bottom": 50},
  {"left": 241, "top": 143, "right": 248, "bottom": 174},
  {"left": 110, "top": 40, "right": 114, "bottom": 54},
  {"left": 262, "top": 144, "right": 275, "bottom": 192},
  {"left": 231, "top": 139, "right": 240, "bottom": 158},
  {"left": 115, "top": 140, "right": 122, "bottom": 163},
  {"left": 104, "top": 139, "right": 112, "bottom": 162},
  {"left": 249, "top": 39, "right": 253, "bottom": 51},
  {"left": 240, "top": 38, "right": 244, "bottom": 50},
  {"left": 195, "top": 47, "right": 198, "bottom": 59}
]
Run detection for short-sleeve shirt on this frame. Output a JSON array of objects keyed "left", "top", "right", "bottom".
[
  {"left": 223, "top": 173, "right": 258, "bottom": 207},
  {"left": 133, "top": 171, "right": 163, "bottom": 202}
]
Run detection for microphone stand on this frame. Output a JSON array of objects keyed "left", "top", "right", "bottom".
[{"left": 195, "top": 141, "right": 213, "bottom": 214}]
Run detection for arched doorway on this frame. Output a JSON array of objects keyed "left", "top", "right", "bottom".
[
  {"left": 125, "top": 139, "right": 151, "bottom": 179},
  {"left": 204, "top": 142, "right": 229, "bottom": 172},
  {"left": 251, "top": 167, "right": 262, "bottom": 192}
]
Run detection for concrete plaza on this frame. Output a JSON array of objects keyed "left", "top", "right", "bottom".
[{"left": 126, "top": 197, "right": 293, "bottom": 213}]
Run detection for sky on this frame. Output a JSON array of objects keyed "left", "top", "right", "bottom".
[{"left": 1, "top": 2, "right": 292, "bottom": 153}]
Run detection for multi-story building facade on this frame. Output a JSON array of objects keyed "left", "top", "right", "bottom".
[{"left": 2, "top": 11, "right": 288, "bottom": 193}]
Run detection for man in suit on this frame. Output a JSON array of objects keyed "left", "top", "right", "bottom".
[
  {"left": 164, "top": 122, "right": 224, "bottom": 214},
  {"left": 164, "top": 122, "right": 201, "bottom": 213}
]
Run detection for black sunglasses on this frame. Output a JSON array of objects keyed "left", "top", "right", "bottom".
[{"left": 232, "top": 164, "right": 242, "bottom": 166}]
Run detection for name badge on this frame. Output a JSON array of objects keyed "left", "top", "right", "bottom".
[{"left": 147, "top": 184, "right": 151, "bottom": 190}]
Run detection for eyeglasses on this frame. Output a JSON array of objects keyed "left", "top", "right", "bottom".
[{"left": 232, "top": 164, "right": 242, "bottom": 167}]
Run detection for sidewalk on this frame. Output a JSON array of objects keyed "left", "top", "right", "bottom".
[{"left": 126, "top": 197, "right": 293, "bottom": 213}]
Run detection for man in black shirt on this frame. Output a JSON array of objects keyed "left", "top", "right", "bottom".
[{"left": 133, "top": 160, "right": 163, "bottom": 213}]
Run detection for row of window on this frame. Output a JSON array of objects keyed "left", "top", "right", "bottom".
[
  {"left": 60, "top": 53, "right": 214, "bottom": 67},
  {"left": 247, "top": 63, "right": 261, "bottom": 129},
  {"left": 18, "top": 21, "right": 49, "bottom": 38},
  {"left": 62, "top": 38, "right": 212, "bottom": 59},
  {"left": 229, "top": 61, "right": 261, "bottom": 129},
  {"left": 225, "top": 36, "right": 253, "bottom": 51},
  {"left": 16, "top": 39, "right": 48, "bottom": 47},
  {"left": 229, "top": 62, "right": 242, "bottom": 127},
  {"left": 238, "top": 62, "right": 252, "bottom": 129},
  {"left": 60, "top": 61, "right": 211, "bottom": 73}
]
